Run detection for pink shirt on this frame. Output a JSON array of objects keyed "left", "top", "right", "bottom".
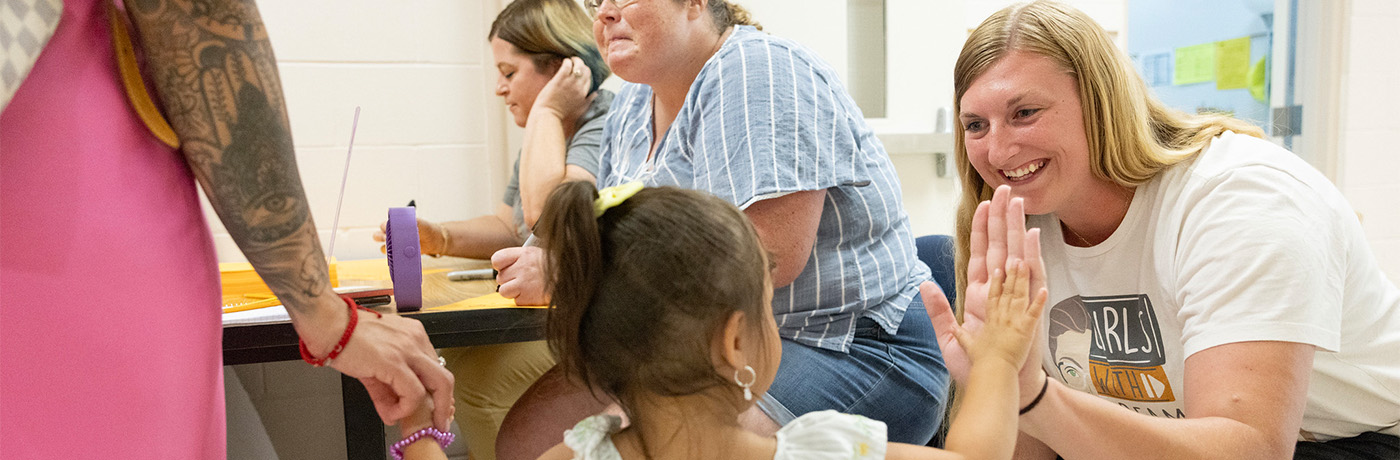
[{"left": 1, "top": 1, "right": 224, "bottom": 457}]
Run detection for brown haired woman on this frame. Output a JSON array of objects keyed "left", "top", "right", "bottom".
[
  {"left": 371, "top": 1, "right": 613, "bottom": 458},
  {"left": 935, "top": 1, "right": 1400, "bottom": 459}
]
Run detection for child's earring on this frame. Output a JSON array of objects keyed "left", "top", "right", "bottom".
[{"left": 733, "top": 365, "right": 756, "bottom": 401}]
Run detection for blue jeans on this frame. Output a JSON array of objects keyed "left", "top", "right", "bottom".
[{"left": 756, "top": 294, "right": 949, "bottom": 444}]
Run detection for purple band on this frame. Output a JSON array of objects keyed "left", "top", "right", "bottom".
[
  {"left": 390, "top": 426, "right": 455, "bottom": 460},
  {"left": 386, "top": 207, "right": 422, "bottom": 311}
]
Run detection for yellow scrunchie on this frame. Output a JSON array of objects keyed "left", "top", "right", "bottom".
[{"left": 594, "top": 181, "right": 644, "bottom": 218}]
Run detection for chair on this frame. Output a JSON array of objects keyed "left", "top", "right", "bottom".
[
  {"left": 914, "top": 234, "right": 957, "bottom": 448},
  {"left": 915, "top": 234, "right": 957, "bottom": 309}
]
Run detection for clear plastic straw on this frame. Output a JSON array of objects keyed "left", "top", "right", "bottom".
[{"left": 326, "top": 106, "right": 360, "bottom": 259}]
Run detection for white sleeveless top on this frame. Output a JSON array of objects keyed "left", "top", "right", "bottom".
[{"left": 562, "top": 410, "right": 888, "bottom": 459}]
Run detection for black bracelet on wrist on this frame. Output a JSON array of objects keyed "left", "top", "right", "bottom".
[{"left": 1019, "top": 372, "right": 1050, "bottom": 415}]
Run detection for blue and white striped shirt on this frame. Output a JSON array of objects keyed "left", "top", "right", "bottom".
[{"left": 597, "top": 26, "right": 929, "bottom": 352}]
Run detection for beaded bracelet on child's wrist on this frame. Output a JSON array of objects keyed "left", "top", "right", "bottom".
[{"left": 391, "top": 427, "right": 455, "bottom": 460}]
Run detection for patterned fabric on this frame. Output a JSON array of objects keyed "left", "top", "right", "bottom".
[
  {"left": 562, "top": 411, "right": 888, "bottom": 459},
  {"left": 0, "top": 0, "right": 61, "bottom": 111},
  {"left": 562, "top": 414, "right": 624, "bottom": 460},
  {"left": 597, "top": 25, "right": 929, "bottom": 352}
]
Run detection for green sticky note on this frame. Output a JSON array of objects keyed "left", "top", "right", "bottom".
[
  {"left": 1215, "top": 37, "right": 1251, "bottom": 90},
  {"left": 1249, "top": 56, "right": 1269, "bottom": 103},
  {"left": 1174, "top": 43, "right": 1215, "bottom": 85}
]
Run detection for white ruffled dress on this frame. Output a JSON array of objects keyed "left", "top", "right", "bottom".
[{"left": 562, "top": 410, "right": 888, "bottom": 459}]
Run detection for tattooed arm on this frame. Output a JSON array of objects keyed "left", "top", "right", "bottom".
[{"left": 124, "top": 0, "right": 454, "bottom": 429}]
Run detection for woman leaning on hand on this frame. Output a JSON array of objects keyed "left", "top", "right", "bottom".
[
  {"left": 937, "top": 1, "right": 1400, "bottom": 459},
  {"left": 372, "top": 1, "right": 613, "bottom": 459}
]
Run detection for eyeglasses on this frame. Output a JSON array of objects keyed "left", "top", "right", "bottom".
[{"left": 583, "top": 0, "right": 639, "bottom": 15}]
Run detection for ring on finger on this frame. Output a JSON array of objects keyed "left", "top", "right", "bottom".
[{"left": 438, "top": 356, "right": 447, "bottom": 367}]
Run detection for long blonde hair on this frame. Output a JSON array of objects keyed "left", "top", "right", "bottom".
[{"left": 950, "top": 1, "right": 1264, "bottom": 314}]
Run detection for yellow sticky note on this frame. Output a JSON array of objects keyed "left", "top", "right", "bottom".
[
  {"left": 1173, "top": 43, "right": 1215, "bottom": 85},
  {"left": 1215, "top": 37, "right": 1251, "bottom": 90},
  {"left": 426, "top": 292, "right": 547, "bottom": 311}
]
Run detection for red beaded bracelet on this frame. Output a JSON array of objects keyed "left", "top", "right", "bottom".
[{"left": 299, "top": 295, "right": 382, "bottom": 367}]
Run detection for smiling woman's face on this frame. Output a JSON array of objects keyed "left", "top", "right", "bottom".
[
  {"left": 959, "top": 51, "right": 1106, "bottom": 217},
  {"left": 490, "top": 37, "right": 556, "bottom": 127}
]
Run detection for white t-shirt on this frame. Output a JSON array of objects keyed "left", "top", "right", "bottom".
[{"left": 1029, "top": 131, "right": 1400, "bottom": 441}]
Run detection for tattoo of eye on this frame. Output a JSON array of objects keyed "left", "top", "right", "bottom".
[
  {"left": 127, "top": 0, "right": 334, "bottom": 312},
  {"left": 210, "top": 84, "right": 307, "bottom": 243}
]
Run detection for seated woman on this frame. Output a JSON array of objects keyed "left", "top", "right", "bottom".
[
  {"left": 937, "top": 2, "right": 1400, "bottom": 459},
  {"left": 373, "top": 1, "right": 612, "bottom": 458},
  {"left": 491, "top": 1, "right": 949, "bottom": 458}
]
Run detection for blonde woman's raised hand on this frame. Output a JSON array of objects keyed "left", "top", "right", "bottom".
[
  {"left": 955, "top": 261, "right": 1046, "bottom": 369},
  {"left": 929, "top": 185, "right": 1047, "bottom": 386}
]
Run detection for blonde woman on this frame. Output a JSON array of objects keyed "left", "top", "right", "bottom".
[
  {"left": 933, "top": 1, "right": 1400, "bottom": 459},
  {"left": 372, "top": 1, "right": 612, "bottom": 458}
]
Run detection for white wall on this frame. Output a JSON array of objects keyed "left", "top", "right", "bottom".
[
  {"left": 1336, "top": 0, "right": 1400, "bottom": 283},
  {"left": 207, "top": 0, "right": 511, "bottom": 265}
]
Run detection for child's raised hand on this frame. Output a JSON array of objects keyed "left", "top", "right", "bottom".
[{"left": 952, "top": 260, "right": 1046, "bottom": 369}]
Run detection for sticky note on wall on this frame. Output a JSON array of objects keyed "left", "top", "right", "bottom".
[
  {"left": 1173, "top": 43, "right": 1215, "bottom": 85},
  {"left": 1215, "top": 37, "right": 1251, "bottom": 90}
]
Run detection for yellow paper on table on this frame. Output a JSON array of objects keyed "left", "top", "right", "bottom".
[
  {"left": 1173, "top": 43, "right": 1215, "bottom": 85},
  {"left": 221, "top": 260, "right": 339, "bottom": 299},
  {"left": 1215, "top": 37, "right": 1251, "bottom": 90},
  {"left": 427, "top": 292, "right": 548, "bottom": 311}
]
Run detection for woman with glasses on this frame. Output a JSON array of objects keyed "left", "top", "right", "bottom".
[{"left": 491, "top": 1, "right": 950, "bottom": 458}]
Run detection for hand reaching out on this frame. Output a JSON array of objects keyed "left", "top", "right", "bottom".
[
  {"left": 303, "top": 304, "right": 456, "bottom": 431},
  {"left": 492, "top": 246, "right": 550, "bottom": 306},
  {"left": 374, "top": 217, "right": 449, "bottom": 257}
]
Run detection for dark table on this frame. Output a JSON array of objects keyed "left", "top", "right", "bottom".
[{"left": 221, "top": 258, "right": 547, "bottom": 459}]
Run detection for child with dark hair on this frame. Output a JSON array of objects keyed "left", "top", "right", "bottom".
[{"left": 532, "top": 181, "right": 1047, "bottom": 460}]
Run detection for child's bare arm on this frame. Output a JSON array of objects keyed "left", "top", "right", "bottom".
[
  {"left": 395, "top": 397, "right": 450, "bottom": 460},
  {"left": 535, "top": 442, "right": 575, "bottom": 460}
]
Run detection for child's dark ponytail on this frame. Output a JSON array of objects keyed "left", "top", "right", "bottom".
[
  {"left": 535, "top": 181, "right": 602, "bottom": 387},
  {"left": 536, "top": 181, "right": 773, "bottom": 413}
]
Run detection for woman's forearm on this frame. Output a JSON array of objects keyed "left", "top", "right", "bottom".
[
  {"left": 126, "top": 0, "right": 345, "bottom": 340},
  {"left": 1020, "top": 341, "right": 1310, "bottom": 460},
  {"left": 441, "top": 205, "right": 525, "bottom": 259},
  {"left": 518, "top": 111, "right": 576, "bottom": 229},
  {"left": 1020, "top": 379, "right": 1287, "bottom": 460}
]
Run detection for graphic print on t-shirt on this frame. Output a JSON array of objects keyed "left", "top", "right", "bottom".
[{"left": 1049, "top": 295, "right": 1175, "bottom": 403}]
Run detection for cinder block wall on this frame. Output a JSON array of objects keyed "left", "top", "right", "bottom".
[{"left": 1338, "top": 0, "right": 1400, "bottom": 284}]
